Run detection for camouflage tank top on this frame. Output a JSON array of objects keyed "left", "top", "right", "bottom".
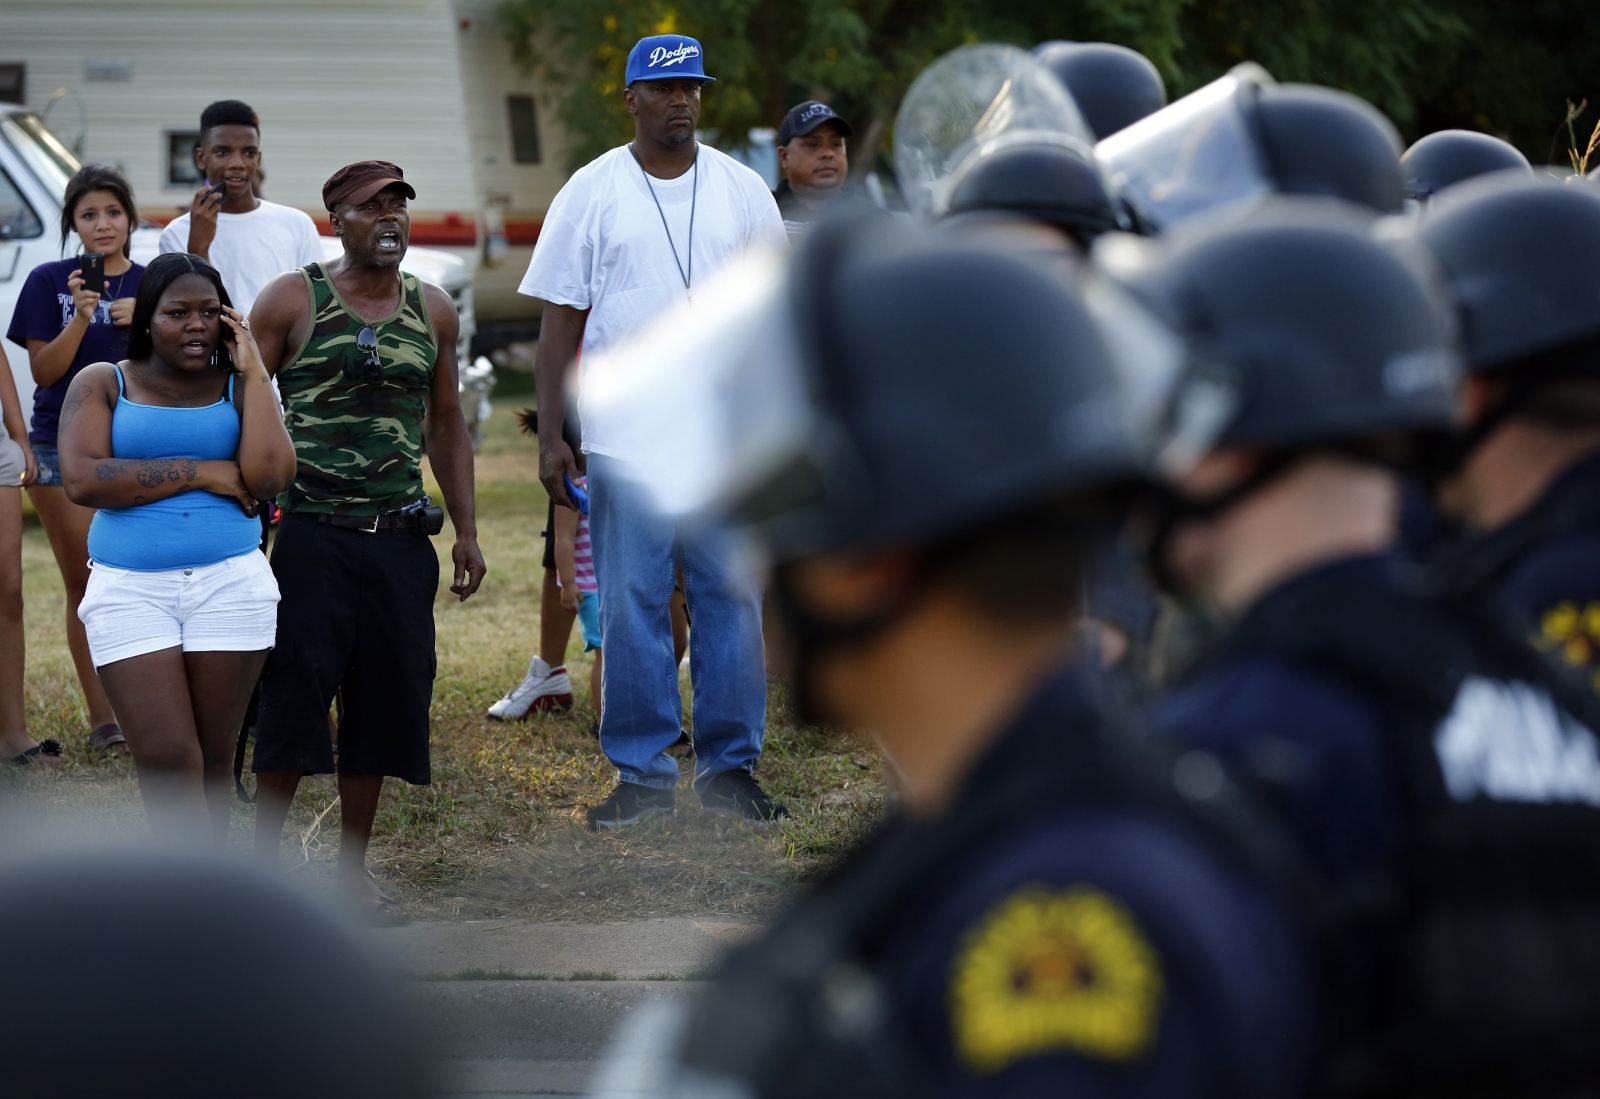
[{"left": 277, "top": 262, "right": 436, "bottom": 516}]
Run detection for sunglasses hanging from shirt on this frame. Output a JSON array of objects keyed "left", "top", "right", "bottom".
[
  {"left": 630, "top": 143, "right": 698, "bottom": 303},
  {"left": 346, "top": 324, "right": 384, "bottom": 383}
]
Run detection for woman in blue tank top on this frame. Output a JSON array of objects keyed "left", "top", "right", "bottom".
[{"left": 56, "top": 253, "right": 295, "bottom": 839}]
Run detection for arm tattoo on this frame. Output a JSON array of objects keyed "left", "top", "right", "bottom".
[
  {"left": 96, "top": 458, "right": 200, "bottom": 488},
  {"left": 59, "top": 383, "right": 89, "bottom": 425}
]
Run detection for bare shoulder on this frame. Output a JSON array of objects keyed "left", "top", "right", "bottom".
[
  {"left": 250, "top": 270, "right": 313, "bottom": 325},
  {"left": 420, "top": 281, "right": 459, "bottom": 337},
  {"left": 62, "top": 361, "right": 118, "bottom": 413}
]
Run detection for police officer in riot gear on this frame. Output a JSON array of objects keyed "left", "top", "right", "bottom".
[
  {"left": 1416, "top": 176, "right": 1600, "bottom": 693},
  {"left": 1098, "top": 67, "right": 1406, "bottom": 232},
  {"left": 584, "top": 215, "right": 1315, "bottom": 1099},
  {"left": 1401, "top": 129, "right": 1531, "bottom": 205},
  {"left": 1033, "top": 41, "right": 1168, "bottom": 140},
  {"left": 1105, "top": 201, "right": 1600, "bottom": 1097}
]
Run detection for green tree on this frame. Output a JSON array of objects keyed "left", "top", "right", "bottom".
[
  {"left": 499, "top": 0, "right": 1184, "bottom": 172},
  {"left": 501, "top": 0, "right": 1600, "bottom": 174}
]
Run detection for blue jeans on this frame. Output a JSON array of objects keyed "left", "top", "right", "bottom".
[{"left": 587, "top": 452, "right": 767, "bottom": 791}]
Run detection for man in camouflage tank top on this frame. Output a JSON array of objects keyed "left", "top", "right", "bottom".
[{"left": 247, "top": 161, "right": 486, "bottom": 922}]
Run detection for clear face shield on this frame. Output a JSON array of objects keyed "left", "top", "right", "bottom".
[
  {"left": 893, "top": 43, "right": 1097, "bottom": 220},
  {"left": 576, "top": 246, "right": 820, "bottom": 529},
  {"left": 1095, "top": 63, "right": 1277, "bottom": 233}
]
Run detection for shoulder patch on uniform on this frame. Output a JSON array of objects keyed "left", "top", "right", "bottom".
[
  {"left": 950, "top": 886, "right": 1162, "bottom": 1073},
  {"left": 1534, "top": 600, "right": 1600, "bottom": 694}
]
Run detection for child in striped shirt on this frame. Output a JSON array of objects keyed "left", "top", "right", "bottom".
[{"left": 554, "top": 474, "right": 602, "bottom": 714}]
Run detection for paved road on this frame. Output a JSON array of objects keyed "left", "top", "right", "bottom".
[
  {"left": 425, "top": 979, "right": 700, "bottom": 1096},
  {"left": 369, "top": 917, "right": 754, "bottom": 1096}
]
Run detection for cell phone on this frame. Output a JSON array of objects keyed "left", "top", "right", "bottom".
[
  {"left": 80, "top": 251, "right": 104, "bottom": 295},
  {"left": 564, "top": 473, "right": 590, "bottom": 517},
  {"left": 203, "top": 180, "right": 226, "bottom": 204}
]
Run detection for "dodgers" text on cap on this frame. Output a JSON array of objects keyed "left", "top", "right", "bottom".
[{"left": 626, "top": 34, "right": 717, "bottom": 85}]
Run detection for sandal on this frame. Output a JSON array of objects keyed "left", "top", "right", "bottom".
[
  {"left": 354, "top": 873, "right": 410, "bottom": 927},
  {"left": 87, "top": 724, "right": 126, "bottom": 753},
  {"left": 7, "top": 739, "right": 62, "bottom": 766}
]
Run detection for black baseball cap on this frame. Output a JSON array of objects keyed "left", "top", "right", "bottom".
[{"left": 777, "top": 101, "right": 853, "bottom": 146}]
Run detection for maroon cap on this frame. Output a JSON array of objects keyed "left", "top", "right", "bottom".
[{"left": 322, "top": 160, "right": 417, "bottom": 211}]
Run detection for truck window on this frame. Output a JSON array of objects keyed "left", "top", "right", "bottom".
[{"left": 0, "top": 165, "right": 43, "bottom": 241}]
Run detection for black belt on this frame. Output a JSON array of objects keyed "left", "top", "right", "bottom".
[{"left": 312, "top": 510, "right": 426, "bottom": 534}]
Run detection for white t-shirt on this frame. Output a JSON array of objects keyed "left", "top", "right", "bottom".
[
  {"left": 158, "top": 199, "right": 324, "bottom": 316},
  {"left": 518, "top": 142, "right": 786, "bottom": 459}
]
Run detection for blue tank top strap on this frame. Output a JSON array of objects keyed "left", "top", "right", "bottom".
[
  {"left": 114, "top": 365, "right": 126, "bottom": 398},
  {"left": 225, "top": 372, "right": 235, "bottom": 405}
]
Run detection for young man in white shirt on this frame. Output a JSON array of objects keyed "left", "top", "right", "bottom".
[
  {"left": 520, "top": 33, "right": 788, "bottom": 830},
  {"left": 157, "top": 100, "right": 323, "bottom": 315}
]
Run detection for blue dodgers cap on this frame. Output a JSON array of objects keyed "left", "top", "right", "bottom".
[{"left": 625, "top": 35, "right": 716, "bottom": 85}]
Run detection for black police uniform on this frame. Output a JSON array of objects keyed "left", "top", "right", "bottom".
[
  {"left": 1157, "top": 556, "right": 1404, "bottom": 883},
  {"left": 667, "top": 665, "right": 1314, "bottom": 1099},
  {"left": 1434, "top": 446, "right": 1600, "bottom": 696},
  {"left": 1157, "top": 551, "right": 1600, "bottom": 1095}
]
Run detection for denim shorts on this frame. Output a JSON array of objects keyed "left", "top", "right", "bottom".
[{"left": 31, "top": 442, "right": 61, "bottom": 487}]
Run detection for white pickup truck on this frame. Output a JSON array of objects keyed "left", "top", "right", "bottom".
[{"left": 0, "top": 104, "right": 493, "bottom": 446}]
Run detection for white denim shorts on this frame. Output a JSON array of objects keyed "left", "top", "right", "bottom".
[{"left": 78, "top": 550, "right": 280, "bottom": 668}]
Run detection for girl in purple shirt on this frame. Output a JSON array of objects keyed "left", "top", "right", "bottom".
[{"left": 4, "top": 165, "right": 144, "bottom": 753}]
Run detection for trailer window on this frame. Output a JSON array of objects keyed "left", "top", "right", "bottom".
[
  {"left": 0, "top": 164, "right": 43, "bottom": 241},
  {"left": 507, "top": 95, "right": 542, "bottom": 164}
]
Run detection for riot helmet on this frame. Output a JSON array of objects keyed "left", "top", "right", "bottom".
[
  {"left": 580, "top": 213, "right": 1196, "bottom": 718},
  {"left": 1098, "top": 67, "right": 1405, "bottom": 232},
  {"left": 893, "top": 43, "right": 1095, "bottom": 220},
  {"left": 1098, "top": 201, "right": 1459, "bottom": 451},
  {"left": 1410, "top": 175, "right": 1600, "bottom": 481},
  {"left": 942, "top": 132, "right": 1123, "bottom": 243},
  {"left": 580, "top": 213, "right": 1187, "bottom": 563},
  {"left": 3, "top": 848, "right": 437, "bottom": 1098},
  {"left": 1092, "top": 201, "right": 1460, "bottom": 579},
  {"left": 1033, "top": 40, "right": 1168, "bottom": 140},
  {"left": 1415, "top": 174, "right": 1600, "bottom": 373},
  {"left": 1401, "top": 129, "right": 1532, "bottom": 204}
]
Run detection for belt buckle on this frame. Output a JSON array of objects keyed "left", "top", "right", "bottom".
[{"left": 356, "top": 513, "right": 380, "bottom": 534}]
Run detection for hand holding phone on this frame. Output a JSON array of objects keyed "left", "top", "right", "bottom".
[
  {"left": 79, "top": 251, "right": 105, "bottom": 295},
  {"left": 188, "top": 182, "right": 225, "bottom": 257}
]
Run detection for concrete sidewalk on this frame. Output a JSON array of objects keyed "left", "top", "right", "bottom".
[{"left": 371, "top": 918, "right": 758, "bottom": 1096}]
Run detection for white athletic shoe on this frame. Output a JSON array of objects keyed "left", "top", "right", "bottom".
[{"left": 487, "top": 657, "right": 574, "bottom": 720}]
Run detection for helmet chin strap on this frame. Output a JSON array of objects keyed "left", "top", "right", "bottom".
[
  {"left": 1415, "top": 376, "right": 1543, "bottom": 491},
  {"left": 769, "top": 562, "right": 933, "bottom": 727},
  {"left": 1144, "top": 452, "right": 1299, "bottom": 598}
]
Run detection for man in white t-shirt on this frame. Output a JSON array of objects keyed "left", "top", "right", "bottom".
[
  {"left": 157, "top": 99, "right": 323, "bottom": 315},
  {"left": 520, "top": 33, "right": 788, "bottom": 830}
]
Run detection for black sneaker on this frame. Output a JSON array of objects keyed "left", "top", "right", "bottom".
[
  {"left": 584, "top": 782, "right": 675, "bottom": 832},
  {"left": 699, "top": 770, "right": 789, "bottom": 823}
]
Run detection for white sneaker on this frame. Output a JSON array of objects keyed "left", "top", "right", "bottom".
[{"left": 487, "top": 657, "right": 574, "bottom": 720}]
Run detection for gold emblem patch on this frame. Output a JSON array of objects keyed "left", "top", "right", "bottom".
[
  {"left": 1535, "top": 601, "right": 1600, "bottom": 695},
  {"left": 950, "top": 886, "right": 1163, "bottom": 1072}
]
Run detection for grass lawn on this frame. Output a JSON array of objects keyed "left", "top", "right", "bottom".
[{"left": 8, "top": 370, "right": 886, "bottom": 921}]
